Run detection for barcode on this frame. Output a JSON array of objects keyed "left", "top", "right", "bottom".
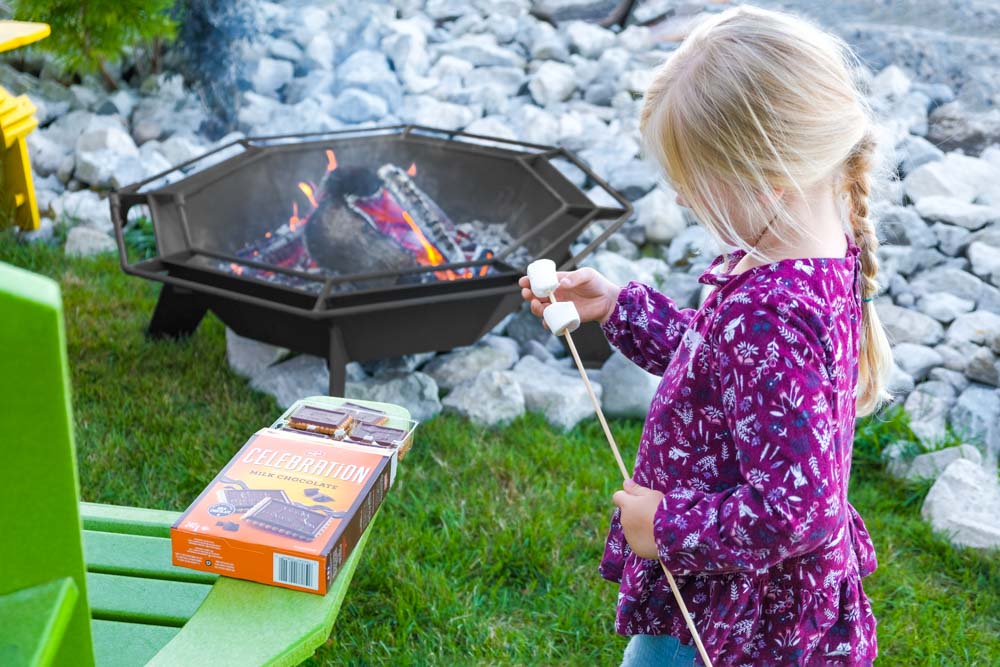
[{"left": 273, "top": 554, "right": 319, "bottom": 590}]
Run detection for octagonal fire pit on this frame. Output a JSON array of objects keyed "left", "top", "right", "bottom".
[{"left": 110, "top": 125, "right": 630, "bottom": 394}]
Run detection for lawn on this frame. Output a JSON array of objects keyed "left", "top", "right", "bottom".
[{"left": 2, "top": 231, "right": 998, "bottom": 666}]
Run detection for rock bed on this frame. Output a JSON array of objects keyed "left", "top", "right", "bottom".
[{"left": 5, "top": 1, "right": 1000, "bottom": 547}]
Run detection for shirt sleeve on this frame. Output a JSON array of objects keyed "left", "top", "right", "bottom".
[
  {"left": 651, "top": 299, "right": 846, "bottom": 575},
  {"left": 600, "top": 281, "right": 697, "bottom": 376}
]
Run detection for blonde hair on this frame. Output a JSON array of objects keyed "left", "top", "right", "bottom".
[{"left": 640, "top": 5, "right": 892, "bottom": 416}]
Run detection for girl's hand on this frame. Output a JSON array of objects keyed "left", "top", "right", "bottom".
[
  {"left": 612, "top": 480, "right": 665, "bottom": 560},
  {"left": 518, "top": 267, "right": 621, "bottom": 326}
]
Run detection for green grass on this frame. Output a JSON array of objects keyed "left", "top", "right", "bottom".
[{"left": 2, "top": 232, "right": 999, "bottom": 665}]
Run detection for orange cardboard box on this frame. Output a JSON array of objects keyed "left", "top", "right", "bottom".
[{"left": 171, "top": 427, "right": 392, "bottom": 594}]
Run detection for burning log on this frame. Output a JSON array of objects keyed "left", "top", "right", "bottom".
[{"left": 304, "top": 167, "right": 422, "bottom": 277}]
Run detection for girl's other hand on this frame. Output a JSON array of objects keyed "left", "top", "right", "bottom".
[
  {"left": 612, "top": 480, "right": 665, "bottom": 561},
  {"left": 518, "top": 267, "right": 621, "bottom": 326}
]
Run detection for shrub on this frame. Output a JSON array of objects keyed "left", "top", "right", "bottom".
[{"left": 8, "top": 0, "right": 177, "bottom": 88}]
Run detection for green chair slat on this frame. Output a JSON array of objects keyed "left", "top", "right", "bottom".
[
  {"left": 86, "top": 573, "right": 212, "bottom": 627},
  {"left": 91, "top": 620, "right": 179, "bottom": 667},
  {"left": 0, "top": 260, "right": 95, "bottom": 666},
  {"left": 0, "top": 578, "right": 78, "bottom": 667},
  {"left": 80, "top": 503, "right": 179, "bottom": 539},
  {"left": 83, "top": 531, "right": 217, "bottom": 585},
  {"left": 147, "top": 511, "right": 378, "bottom": 667}
]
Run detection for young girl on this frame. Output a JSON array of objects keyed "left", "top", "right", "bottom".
[{"left": 520, "top": 6, "right": 891, "bottom": 666}]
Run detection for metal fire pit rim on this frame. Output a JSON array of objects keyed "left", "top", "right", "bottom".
[{"left": 109, "top": 124, "right": 632, "bottom": 320}]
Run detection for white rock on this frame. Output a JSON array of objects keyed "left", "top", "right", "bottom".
[
  {"left": 337, "top": 50, "right": 402, "bottom": 110},
  {"left": 251, "top": 58, "right": 294, "bottom": 97},
  {"left": 346, "top": 372, "right": 442, "bottom": 423},
  {"left": 225, "top": 328, "right": 286, "bottom": 379},
  {"left": 530, "top": 21, "right": 569, "bottom": 61},
  {"left": 381, "top": 19, "right": 430, "bottom": 76},
  {"left": 26, "top": 132, "right": 69, "bottom": 177},
  {"left": 963, "top": 346, "right": 999, "bottom": 387},
  {"left": 464, "top": 116, "right": 517, "bottom": 140},
  {"left": 871, "top": 64, "right": 911, "bottom": 104},
  {"left": 947, "top": 311, "right": 1000, "bottom": 346},
  {"left": 916, "top": 291, "right": 975, "bottom": 323},
  {"left": 528, "top": 61, "right": 576, "bottom": 107},
  {"left": 64, "top": 226, "right": 115, "bottom": 257},
  {"left": 886, "top": 362, "right": 915, "bottom": 397},
  {"left": 437, "top": 34, "right": 525, "bottom": 68},
  {"left": 75, "top": 123, "right": 138, "bottom": 157},
  {"left": 423, "top": 343, "right": 519, "bottom": 391},
  {"left": 157, "top": 136, "right": 203, "bottom": 167},
  {"left": 580, "top": 251, "right": 669, "bottom": 289},
  {"left": 50, "top": 190, "right": 110, "bottom": 231},
  {"left": 921, "top": 459, "right": 1000, "bottom": 549},
  {"left": 904, "top": 153, "right": 1000, "bottom": 205},
  {"left": 442, "top": 370, "right": 525, "bottom": 426},
  {"left": 635, "top": 187, "right": 687, "bottom": 243},
  {"left": 914, "top": 196, "right": 1000, "bottom": 231},
  {"left": 510, "top": 356, "right": 601, "bottom": 431},
  {"left": 600, "top": 352, "right": 660, "bottom": 418},
  {"left": 904, "top": 444, "right": 982, "bottom": 481},
  {"left": 330, "top": 88, "right": 388, "bottom": 123},
  {"left": 911, "top": 267, "right": 1000, "bottom": 313},
  {"left": 968, "top": 241, "right": 1000, "bottom": 285},
  {"left": 399, "top": 95, "right": 476, "bottom": 130},
  {"left": 950, "top": 384, "right": 1000, "bottom": 463},
  {"left": 930, "top": 222, "right": 971, "bottom": 256},
  {"left": 904, "top": 384, "right": 952, "bottom": 446},
  {"left": 878, "top": 303, "right": 944, "bottom": 345},
  {"left": 250, "top": 354, "right": 329, "bottom": 409},
  {"left": 564, "top": 20, "right": 616, "bottom": 59},
  {"left": 893, "top": 343, "right": 943, "bottom": 382},
  {"left": 304, "top": 33, "right": 336, "bottom": 69},
  {"left": 665, "top": 225, "right": 720, "bottom": 269}
]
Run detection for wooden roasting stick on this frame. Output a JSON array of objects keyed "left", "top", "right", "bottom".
[{"left": 529, "top": 260, "right": 713, "bottom": 667}]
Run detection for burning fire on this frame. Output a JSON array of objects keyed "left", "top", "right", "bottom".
[{"left": 241, "top": 147, "right": 491, "bottom": 285}]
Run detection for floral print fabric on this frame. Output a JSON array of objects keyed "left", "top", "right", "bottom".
[{"left": 600, "top": 242, "right": 878, "bottom": 666}]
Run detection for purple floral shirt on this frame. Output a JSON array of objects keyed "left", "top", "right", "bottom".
[{"left": 600, "top": 241, "right": 878, "bottom": 666}]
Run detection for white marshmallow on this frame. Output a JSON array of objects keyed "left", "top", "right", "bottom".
[
  {"left": 527, "top": 258, "right": 559, "bottom": 298},
  {"left": 544, "top": 301, "right": 580, "bottom": 336}
]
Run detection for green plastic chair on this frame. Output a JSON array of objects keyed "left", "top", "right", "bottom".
[{"left": 0, "top": 261, "right": 407, "bottom": 666}]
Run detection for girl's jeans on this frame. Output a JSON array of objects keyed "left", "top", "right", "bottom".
[{"left": 621, "top": 634, "right": 697, "bottom": 667}]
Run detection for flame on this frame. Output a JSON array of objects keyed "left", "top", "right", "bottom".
[
  {"left": 326, "top": 149, "right": 338, "bottom": 173},
  {"left": 299, "top": 182, "right": 319, "bottom": 209},
  {"left": 401, "top": 210, "right": 460, "bottom": 280},
  {"left": 406, "top": 162, "right": 417, "bottom": 177},
  {"left": 289, "top": 201, "right": 303, "bottom": 232},
  {"left": 479, "top": 251, "right": 493, "bottom": 277},
  {"left": 229, "top": 262, "right": 244, "bottom": 276}
]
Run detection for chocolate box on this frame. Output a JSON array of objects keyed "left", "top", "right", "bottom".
[{"left": 171, "top": 427, "right": 394, "bottom": 594}]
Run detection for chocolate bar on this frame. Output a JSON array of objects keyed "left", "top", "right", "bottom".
[
  {"left": 347, "top": 423, "right": 407, "bottom": 447},
  {"left": 340, "top": 402, "right": 390, "bottom": 426},
  {"left": 221, "top": 488, "right": 290, "bottom": 511},
  {"left": 243, "top": 498, "right": 332, "bottom": 542},
  {"left": 288, "top": 406, "right": 354, "bottom": 435}
]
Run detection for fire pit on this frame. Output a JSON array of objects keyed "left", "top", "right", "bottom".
[{"left": 110, "top": 125, "right": 630, "bottom": 394}]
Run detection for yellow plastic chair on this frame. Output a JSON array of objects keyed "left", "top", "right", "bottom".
[{"left": 0, "top": 21, "right": 50, "bottom": 231}]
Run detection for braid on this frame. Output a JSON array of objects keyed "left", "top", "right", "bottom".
[
  {"left": 846, "top": 132, "right": 879, "bottom": 299},
  {"left": 844, "top": 130, "right": 893, "bottom": 416}
]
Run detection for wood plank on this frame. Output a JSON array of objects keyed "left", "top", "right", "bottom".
[
  {"left": 147, "top": 511, "right": 378, "bottom": 667},
  {"left": 86, "top": 573, "right": 211, "bottom": 627},
  {"left": 91, "top": 620, "right": 179, "bottom": 667},
  {"left": 80, "top": 503, "right": 179, "bottom": 539},
  {"left": 83, "top": 531, "right": 216, "bottom": 585}
]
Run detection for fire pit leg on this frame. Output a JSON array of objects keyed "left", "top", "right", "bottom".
[
  {"left": 327, "top": 326, "right": 348, "bottom": 397},
  {"left": 147, "top": 284, "right": 208, "bottom": 339}
]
